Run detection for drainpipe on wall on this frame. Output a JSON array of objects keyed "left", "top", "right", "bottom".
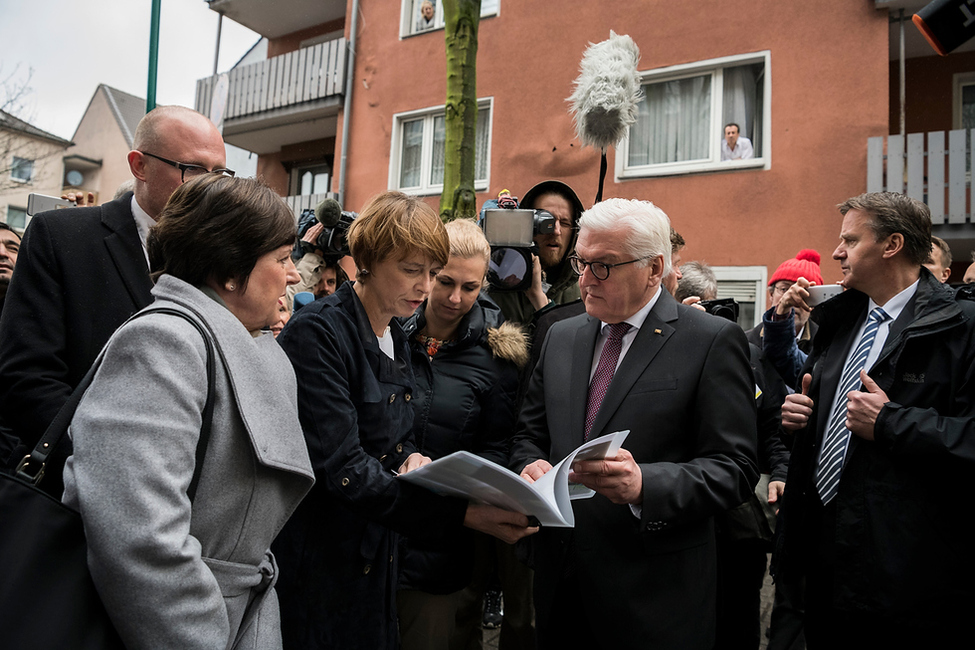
[
  {"left": 899, "top": 9, "right": 906, "bottom": 136},
  {"left": 213, "top": 11, "right": 224, "bottom": 76},
  {"left": 147, "top": 0, "right": 161, "bottom": 111},
  {"left": 338, "top": 0, "right": 361, "bottom": 208}
]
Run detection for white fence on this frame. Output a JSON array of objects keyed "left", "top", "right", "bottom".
[
  {"left": 867, "top": 130, "right": 974, "bottom": 225},
  {"left": 195, "top": 39, "right": 346, "bottom": 121}
]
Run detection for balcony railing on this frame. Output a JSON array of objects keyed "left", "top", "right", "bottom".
[
  {"left": 195, "top": 39, "right": 346, "bottom": 122},
  {"left": 867, "top": 130, "right": 975, "bottom": 225}
]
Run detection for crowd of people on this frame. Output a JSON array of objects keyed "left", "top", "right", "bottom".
[{"left": 1, "top": 103, "right": 974, "bottom": 650}]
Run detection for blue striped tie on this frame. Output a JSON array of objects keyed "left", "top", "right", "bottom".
[{"left": 814, "top": 307, "right": 889, "bottom": 505}]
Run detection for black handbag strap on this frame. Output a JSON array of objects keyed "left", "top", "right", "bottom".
[{"left": 16, "top": 306, "right": 216, "bottom": 500}]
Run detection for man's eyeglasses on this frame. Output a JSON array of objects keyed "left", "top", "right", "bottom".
[
  {"left": 569, "top": 255, "right": 653, "bottom": 281},
  {"left": 770, "top": 283, "right": 792, "bottom": 297},
  {"left": 139, "top": 151, "right": 235, "bottom": 182}
]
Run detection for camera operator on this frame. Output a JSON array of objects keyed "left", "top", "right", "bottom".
[
  {"left": 464, "top": 179, "right": 583, "bottom": 648},
  {"left": 487, "top": 180, "right": 585, "bottom": 327},
  {"left": 288, "top": 222, "right": 349, "bottom": 300}
]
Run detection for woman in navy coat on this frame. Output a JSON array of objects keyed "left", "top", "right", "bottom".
[{"left": 273, "top": 192, "right": 536, "bottom": 649}]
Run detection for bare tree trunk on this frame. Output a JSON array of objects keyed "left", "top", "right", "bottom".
[{"left": 439, "top": 0, "right": 480, "bottom": 222}]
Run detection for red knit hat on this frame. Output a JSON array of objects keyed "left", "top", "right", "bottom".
[{"left": 769, "top": 249, "right": 824, "bottom": 286}]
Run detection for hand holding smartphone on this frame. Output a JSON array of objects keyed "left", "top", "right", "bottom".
[{"left": 26, "top": 193, "right": 75, "bottom": 217}]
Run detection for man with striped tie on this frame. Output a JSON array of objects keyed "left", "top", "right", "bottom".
[{"left": 775, "top": 192, "right": 975, "bottom": 649}]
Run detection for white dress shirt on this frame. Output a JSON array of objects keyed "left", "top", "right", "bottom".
[
  {"left": 130, "top": 195, "right": 154, "bottom": 270},
  {"left": 589, "top": 288, "right": 662, "bottom": 381},
  {"left": 827, "top": 280, "right": 918, "bottom": 418},
  {"left": 721, "top": 136, "right": 754, "bottom": 161}
]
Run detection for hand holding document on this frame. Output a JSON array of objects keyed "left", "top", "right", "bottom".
[{"left": 398, "top": 431, "right": 629, "bottom": 527}]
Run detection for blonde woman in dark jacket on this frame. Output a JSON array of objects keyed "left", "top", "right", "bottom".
[{"left": 396, "top": 218, "right": 529, "bottom": 650}]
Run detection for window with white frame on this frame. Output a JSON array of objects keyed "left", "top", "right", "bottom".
[
  {"left": 952, "top": 71, "right": 975, "bottom": 129},
  {"left": 6, "top": 206, "right": 27, "bottom": 231},
  {"left": 291, "top": 163, "right": 331, "bottom": 196},
  {"left": 712, "top": 266, "right": 767, "bottom": 330},
  {"left": 10, "top": 157, "right": 33, "bottom": 183},
  {"left": 620, "top": 52, "right": 770, "bottom": 178},
  {"left": 392, "top": 100, "right": 491, "bottom": 195},
  {"left": 402, "top": 0, "right": 499, "bottom": 37}
]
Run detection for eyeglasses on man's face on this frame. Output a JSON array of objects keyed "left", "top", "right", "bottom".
[
  {"left": 139, "top": 151, "right": 235, "bottom": 182},
  {"left": 771, "top": 282, "right": 792, "bottom": 297},
  {"left": 569, "top": 254, "right": 654, "bottom": 281}
]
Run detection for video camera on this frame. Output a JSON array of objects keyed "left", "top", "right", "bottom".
[
  {"left": 482, "top": 194, "right": 556, "bottom": 292},
  {"left": 699, "top": 298, "right": 740, "bottom": 323},
  {"left": 295, "top": 197, "right": 357, "bottom": 262}
]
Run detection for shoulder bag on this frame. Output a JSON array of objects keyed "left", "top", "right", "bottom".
[{"left": 0, "top": 307, "right": 216, "bottom": 649}]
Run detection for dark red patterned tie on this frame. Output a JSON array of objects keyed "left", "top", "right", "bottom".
[{"left": 584, "top": 322, "right": 631, "bottom": 440}]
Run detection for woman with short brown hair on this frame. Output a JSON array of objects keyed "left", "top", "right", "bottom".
[
  {"left": 273, "top": 192, "right": 536, "bottom": 650},
  {"left": 62, "top": 174, "right": 314, "bottom": 649}
]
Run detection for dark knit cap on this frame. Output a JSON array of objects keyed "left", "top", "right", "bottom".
[
  {"left": 520, "top": 180, "right": 585, "bottom": 224},
  {"left": 769, "top": 249, "right": 824, "bottom": 286}
]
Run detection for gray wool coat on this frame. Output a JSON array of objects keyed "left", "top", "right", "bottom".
[{"left": 62, "top": 274, "right": 315, "bottom": 650}]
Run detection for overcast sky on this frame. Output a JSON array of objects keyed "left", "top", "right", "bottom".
[{"left": 0, "top": 0, "right": 260, "bottom": 141}]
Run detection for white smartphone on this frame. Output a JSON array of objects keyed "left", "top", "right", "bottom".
[
  {"left": 805, "top": 284, "right": 843, "bottom": 307},
  {"left": 26, "top": 193, "right": 74, "bottom": 217}
]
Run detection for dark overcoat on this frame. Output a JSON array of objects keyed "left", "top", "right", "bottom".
[
  {"left": 776, "top": 269, "right": 975, "bottom": 629},
  {"left": 510, "top": 290, "right": 759, "bottom": 649},
  {"left": 0, "top": 193, "right": 151, "bottom": 485},
  {"left": 273, "top": 282, "right": 467, "bottom": 650}
]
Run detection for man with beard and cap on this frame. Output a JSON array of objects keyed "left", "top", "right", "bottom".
[
  {"left": 487, "top": 180, "right": 585, "bottom": 327},
  {"left": 464, "top": 180, "right": 583, "bottom": 649}
]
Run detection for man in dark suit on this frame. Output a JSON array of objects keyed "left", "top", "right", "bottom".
[
  {"left": 776, "top": 192, "right": 975, "bottom": 648},
  {"left": 510, "top": 197, "right": 758, "bottom": 649},
  {"left": 0, "top": 106, "right": 228, "bottom": 484}
]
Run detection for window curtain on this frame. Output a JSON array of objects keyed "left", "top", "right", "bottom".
[
  {"left": 400, "top": 119, "right": 424, "bottom": 188},
  {"left": 629, "top": 74, "right": 711, "bottom": 166},
  {"left": 431, "top": 107, "right": 489, "bottom": 186},
  {"left": 723, "top": 63, "right": 763, "bottom": 156},
  {"left": 475, "top": 107, "right": 489, "bottom": 181},
  {"left": 430, "top": 115, "right": 447, "bottom": 186}
]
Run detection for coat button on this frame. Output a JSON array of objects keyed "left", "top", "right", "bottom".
[
  {"left": 396, "top": 443, "right": 403, "bottom": 453},
  {"left": 363, "top": 564, "right": 371, "bottom": 575},
  {"left": 389, "top": 394, "right": 396, "bottom": 404},
  {"left": 341, "top": 477, "right": 350, "bottom": 486}
]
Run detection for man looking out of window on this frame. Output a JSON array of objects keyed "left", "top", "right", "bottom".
[{"left": 721, "top": 123, "right": 754, "bottom": 161}]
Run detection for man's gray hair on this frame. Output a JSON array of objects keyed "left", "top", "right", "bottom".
[
  {"left": 579, "top": 198, "right": 671, "bottom": 278},
  {"left": 676, "top": 261, "right": 718, "bottom": 302}
]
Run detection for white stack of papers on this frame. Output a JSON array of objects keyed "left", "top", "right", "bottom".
[{"left": 398, "top": 430, "right": 629, "bottom": 527}]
